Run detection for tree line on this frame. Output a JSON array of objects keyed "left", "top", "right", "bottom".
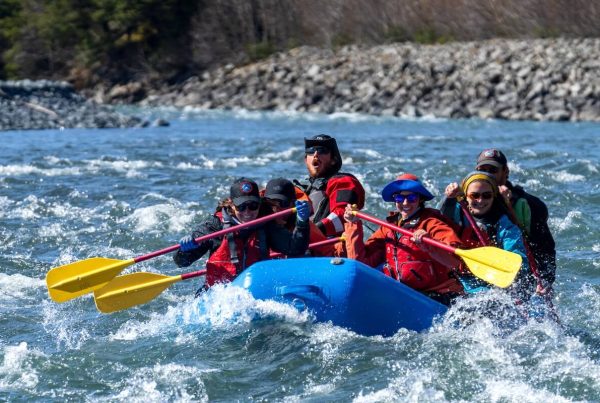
[{"left": 1, "top": 0, "right": 598, "bottom": 88}]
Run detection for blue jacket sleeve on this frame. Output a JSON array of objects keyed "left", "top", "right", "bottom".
[{"left": 173, "top": 215, "right": 223, "bottom": 267}]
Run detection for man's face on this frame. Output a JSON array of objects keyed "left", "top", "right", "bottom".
[
  {"left": 305, "top": 146, "right": 334, "bottom": 178},
  {"left": 477, "top": 164, "right": 508, "bottom": 186}
]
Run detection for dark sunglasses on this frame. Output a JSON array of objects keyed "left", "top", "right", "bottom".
[
  {"left": 236, "top": 201, "right": 260, "bottom": 212},
  {"left": 266, "top": 198, "right": 290, "bottom": 208},
  {"left": 393, "top": 193, "right": 420, "bottom": 203},
  {"left": 478, "top": 165, "right": 499, "bottom": 174},
  {"left": 305, "top": 146, "right": 331, "bottom": 155},
  {"left": 467, "top": 191, "right": 494, "bottom": 200}
]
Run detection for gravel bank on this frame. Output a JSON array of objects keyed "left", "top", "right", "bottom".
[
  {"left": 133, "top": 38, "right": 600, "bottom": 122},
  {"left": 0, "top": 80, "right": 143, "bottom": 131}
]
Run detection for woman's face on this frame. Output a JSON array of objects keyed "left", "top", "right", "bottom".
[
  {"left": 233, "top": 201, "right": 260, "bottom": 223},
  {"left": 466, "top": 181, "right": 494, "bottom": 216},
  {"left": 395, "top": 191, "right": 421, "bottom": 220}
]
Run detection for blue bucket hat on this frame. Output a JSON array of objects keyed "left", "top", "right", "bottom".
[{"left": 381, "top": 173, "right": 434, "bottom": 202}]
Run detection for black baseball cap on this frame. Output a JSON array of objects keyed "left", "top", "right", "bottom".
[
  {"left": 230, "top": 178, "right": 260, "bottom": 206},
  {"left": 304, "top": 134, "right": 342, "bottom": 172},
  {"left": 264, "top": 178, "right": 296, "bottom": 206}
]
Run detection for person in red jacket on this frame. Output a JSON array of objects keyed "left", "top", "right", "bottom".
[
  {"left": 174, "top": 177, "right": 310, "bottom": 289},
  {"left": 343, "top": 173, "right": 464, "bottom": 305},
  {"left": 295, "top": 134, "right": 365, "bottom": 237}
]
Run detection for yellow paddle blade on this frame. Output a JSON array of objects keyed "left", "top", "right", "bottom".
[
  {"left": 94, "top": 272, "right": 181, "bottom": 313},
  {"left": 46, "top": 257, "right": 135, "bottom": 303},
  {"left": 455, "top": 246, "right": 522, "bottom": 288}
]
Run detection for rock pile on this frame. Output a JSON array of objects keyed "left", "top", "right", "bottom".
[
  {"left": 138, "top": 38, "right": 600, "bottom": 121},
  {"left": 0, "top": 80, "right": 142, "bottom": 130}
]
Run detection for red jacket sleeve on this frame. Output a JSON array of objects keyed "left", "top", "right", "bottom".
[
  {"left": 419, "top": 209, "right": 462, "bottom": 247},
  {"left": 318, "top": 174, "right": 365, "bottom": 237},
  {"left": 343, "top": 220, "right": 387, "bottom": 268}
]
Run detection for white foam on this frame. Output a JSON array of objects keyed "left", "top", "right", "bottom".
[
  {"left": 522, "top": 178, "right": 543, "bottom": 190},
  {"left": 261, "top": 146, "right": 301, "bottom": 160},
  {"left": 0, "top": 273, "right": 45, "bottom": 301},
  {"left": 0, "top": 196, "right": 11, "bottom": 210},
  {"left": 87, "top": 158, "right": 163, "bottom": 173},
  {"left": 357, "top": 149, "right": 385, "bottom": 159},
  {"left": 41, "top": 297, "right": 95, "bottom": 350},
  {"left": 552, "top": 170, "right": 586, "bottom": 182},
  {"left": 175, "top": 162, "right": 201, "bottom": 170},
  {"left": 181, "top": 284, "right": 310, "bottom": 329},
  {"left": 0, "top": 164, "right": 81, "bottom": 177},
  {"left": 110, "top": 363, "right": 210, "bottom": 402},
  {"left": 485, "top": 379, "right": 570, "bottom": 402},
  {"left": 0, "top": 342, "right": 43, "bottom": 390},
  {"left": 508, "top": 161, "right": 524, "bottom": 174},
  {"left": 549, "top": 210, "right": 582, "bottom": 233},
  {"left": 406, "top": 135, "right": 450, "bottom": 141},
  {"left": 110, "top": 284, "right": 310, "bottom": 341},
  {"left": 119, "top": 202, "right": 196, "bottom": 234},
  {"left": 580, "top": 159, "right": 599, "bottom": 173}
]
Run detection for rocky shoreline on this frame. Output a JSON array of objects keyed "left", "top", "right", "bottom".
[
  {"left": 129, "top": 38, "right": 600, "bottom": 122},
  {"left": 0, "top": 80, "right": 145, "bottom": 131}
]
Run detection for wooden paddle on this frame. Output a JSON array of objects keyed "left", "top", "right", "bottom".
[
  {"left": 354, "top": 211, "right": 522, "bottom": 288},
  {"left": 46, "top": 207, "right": 296, "bottom": 303},
  {"left": 93, "top": 237, "right": 344, "bottom": 313}
]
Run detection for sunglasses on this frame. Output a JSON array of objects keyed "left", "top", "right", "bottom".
[
  {"left": 305, "top": 146, "right": 331, "bottom": 155},
  {"left": 236, "top": 201, "right": 260, "bottom": 212},
  {"left": 478, "top": 165, "right": 499, "bottom": 174},
  {"left": 467, "top": 191, "right": 494, "bottom": 200},
  {"left": 393, "top": 193, "right": 420, "bottom": 203},
  {"left": 266, "top": 198, "right": 290, "bottom": 208}
]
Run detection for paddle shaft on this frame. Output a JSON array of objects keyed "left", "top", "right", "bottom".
[
  {"left": 458, "top": 199, "right": 488, "bottom": 246},
  {"left": 269, "top": 236, "right": 343, "bottom": 258},
  {"left": 503, "top": 200, "right": 562, "bottom": 323},
  {"left": 133, "top": 207, "right": 296, "bottom": 263},
  {"left": 181, "top": 269, "right": 207, "bottom": 280},
  {"left": 354, "top": 212, "right": 456, "bottom": 254}
]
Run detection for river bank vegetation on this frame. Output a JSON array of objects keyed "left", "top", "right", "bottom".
[{"left": 1, "top": 0, "right": 599, "bottom": 87}]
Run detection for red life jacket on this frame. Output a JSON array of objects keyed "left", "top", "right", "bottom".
[
  {"left": 383, "top": 229, "right": 439, "bottom": 290},
  {"left": 381, "top": 210, "right": 463, "bottom": 294},
  {"left": 205, "top": 212, "right": 267, "bottom": 287}
]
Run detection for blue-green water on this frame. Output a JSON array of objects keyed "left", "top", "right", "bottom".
[{"left": 1, "top": 109, "right": 599, "bottom": 401}]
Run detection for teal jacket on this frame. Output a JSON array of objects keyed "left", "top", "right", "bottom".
[{"left": 439, "top": 197, "right": 533, "bottom": 299}]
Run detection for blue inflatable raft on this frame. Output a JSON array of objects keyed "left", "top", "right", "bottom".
[{"left": 231, "top": 257, "right": 447, "bottom": 337}]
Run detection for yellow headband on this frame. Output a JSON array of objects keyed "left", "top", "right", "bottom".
[{"left": 461, "top": 173, "right": 499, "bottom": 196}]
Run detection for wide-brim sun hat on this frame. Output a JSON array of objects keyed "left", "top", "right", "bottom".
[{"left": 381, "top": 173, "right": 434, "bottom": 202}]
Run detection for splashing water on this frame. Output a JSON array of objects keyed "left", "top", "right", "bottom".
[{"left": 1, "top": 110, "right": 599, "bottom": 400}]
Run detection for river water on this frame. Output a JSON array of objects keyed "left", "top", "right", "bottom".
[{"left": 1, "top": 109, "right": 599, "bottom": 401}]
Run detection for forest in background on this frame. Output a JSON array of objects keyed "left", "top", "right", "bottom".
[{"left": 1, "top": 0, "right": 599, "bottom": 89}]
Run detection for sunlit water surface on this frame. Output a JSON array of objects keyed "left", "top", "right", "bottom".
[{"left": 1, "top": 109, "right": 599, "bottom": 401}]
